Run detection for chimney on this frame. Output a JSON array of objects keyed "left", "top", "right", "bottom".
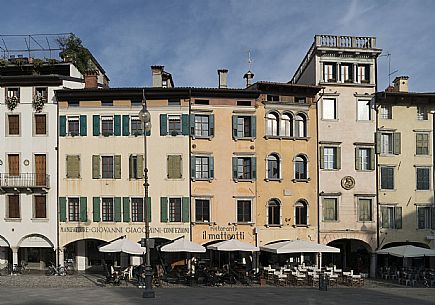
[
  {"left": 218, "top": 69, "right": 228, "bottom": 89},
  {"left": 151, "top": 65, "right": 165, "bottom": 87},
  {"left": 243, "top": 70, "right": 254, "bottom": 87},
  {"left": 393, "top": 76, "right": 409, "bottom": 93},
  {"left": 84, "top": 71, "right": 98, "bottom": 89}
]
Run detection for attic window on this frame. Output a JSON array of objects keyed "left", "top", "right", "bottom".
[
  {"left": 168, "top": 99, "right": 181, "bottom": 106},
  {"left": 195, "top": 99, "right": 209, "bottom": 105},
  {"left": 296, "top": 97, "right": 306, "bottom": 104},
  {"left": 237, "top": 100, "right": 251, "bottom": 106},
  {"left": 267, "top": 95, "right": 279, "bottom": 102}
]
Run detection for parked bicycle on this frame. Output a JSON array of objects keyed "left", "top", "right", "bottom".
[
  {"left": 45, "top": 262, "right": 66, "bottom": 276},
  {"left": 64, "top": 259, "right": 75, "bottom": 275},
  {"left": 13, "top": 261, "right": 29, "bottom": 275}
]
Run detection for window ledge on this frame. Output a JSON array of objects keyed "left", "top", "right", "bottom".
[
  {"left": 321, "top": 169, "right": 340, "bottom": 171},
  {"left": 192, "top": 136, "right": 213, "bottom": 140},
  {"left": 233, "top": 137, "right": 255, "bottom": 142},
  {"left": 264, "top": 136, "right": 310, "bottom": 141},
  {"left": 357, "top": 221, "right": 375, "bottom": 223},
  {"left": 236, "top": 222, "right": 255, "bottom": 226},
  {"left": 31, "top": 218, "right": 49, "bottom": 222},
  {"left": 4, "top": 218, "right": 21, "bottom": 222},
  {"left": 233, "top": 179, "right": 255, "bottom": 183},
  {"left": 191, "top": 178, "right": 214, "bottom": 183},
  {"left": 193, "top": 221, "right": 213, "bottom": 225},
  {"left": 355, "top": 169, "right": 374, "bottom": 172},
  {"left": 265, "top": 224, "right": 282, "bottom": 228},
  {"left": 65, "top": 177, "right": 82, "bottom": 180},
  {"left": 293, "top": 224, "right": 309, "bottom": 228},
  {"left": 265, "top": 178, "right": 282, "bottom": 182},
  {"left": 292, "top": 178, "right": 310, "bottom": 183},
  {"left": 322, "top": 220, "right": 339, "bottom": 223}
]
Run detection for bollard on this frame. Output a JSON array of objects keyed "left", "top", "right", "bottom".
[{"left": 319, "top": 273, "right": 328, "bottom": 291}]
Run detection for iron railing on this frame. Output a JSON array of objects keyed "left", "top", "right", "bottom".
[{"left": 0, "top": 173, "right": 50, "bottom": 188}]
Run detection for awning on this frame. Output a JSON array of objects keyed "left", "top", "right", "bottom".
[
  {"left": 377, "top": 245, "right": 435, "bottom": 258},
  {"left": 99, "top": 238, "right": 145, "bottom": 255},
  {"left": 207, "top": 239, "right": 259, "bottom": 252},
  {"left": 160, "top": 237, "right": 206, "bottom": 253},
  {"left": 260, "top": 240, "right": 340, "bottom": 254}
]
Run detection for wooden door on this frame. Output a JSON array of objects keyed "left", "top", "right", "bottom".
[
  {"left": 8, "top": 154, "right": 19, "bottom": 176},
  {"left": 35, "top": 154, "right": 46, "bottom": 186}
]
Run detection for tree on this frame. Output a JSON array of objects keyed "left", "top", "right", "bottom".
[{"left": 57, "top": 34, "right": 95, "bottom": 75}]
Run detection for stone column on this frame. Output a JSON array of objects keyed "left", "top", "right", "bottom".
[
  {"left": 58, "top": 247, "right": 65, "bottom": 267},
  {"left": 370, "top": 253, "right": 376, "bottom": 278},
  {"left": 76, "top": 240, "right": 86, "bottom": 271},
  {"left": 11, "top": 247, "right": 18, "bottom": 267}
]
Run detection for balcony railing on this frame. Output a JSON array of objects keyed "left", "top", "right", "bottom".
[
  {"left": 315, "top": 35, "right": 376, "bottom": 49},
  {"left": 0, "top": 173, "right": 50, "bottom": 189}
]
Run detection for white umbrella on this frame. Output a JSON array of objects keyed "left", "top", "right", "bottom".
[
  {"left": 377, "top": 245, "right": 435, "bottom": 258},
  {"left": 99, "top": 238, "right": 145, "bottom": 255},
  {"left": 261, "top": 240, "right": 340, "bottom": 254},
  {"left": 207, "top": 239, "right": 259, "bottom": 252},
  {"left": 161, "top": 237, "right": 206, "bottom": 253}
]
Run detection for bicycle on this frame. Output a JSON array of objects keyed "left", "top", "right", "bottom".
[
  {"left": 64, "top": 260, "right": 75, "bottom": 275},
  {"left": 45, "top": 262, "right": 66, "bottom": 276}
]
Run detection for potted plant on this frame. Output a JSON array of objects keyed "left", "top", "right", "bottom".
[
  {"left": 5, "top": 96, "right": 19, "bottom": 111},
  {"left": 33, "top": 94, "right": 47, "bottom": 112}
]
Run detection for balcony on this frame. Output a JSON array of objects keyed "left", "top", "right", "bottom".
[
  {"left": 0, "top": 173, "right": 50, "bottom": 192},
  {"left": 315, "top": 35, "right": 376, "bottom": 49}
]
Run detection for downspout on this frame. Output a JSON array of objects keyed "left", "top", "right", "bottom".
[
  {"left": 189, "top": 88, "right": 193, "bottom": 243},
  {"left": 56, "top": 93, "right": 60, "bottom": 267},
  {"left": 375, "top": 60, "right": 380, "bottom": 251},
  {"left": 316, "top": 88, "right": 325, "bottom": 244}
]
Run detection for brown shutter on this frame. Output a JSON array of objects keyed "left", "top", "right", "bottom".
[
  {"left": 8, "top": 154, "right": 20, "bottom": 176},
  {"left": 35, "top": 195, "right": 46, "bottom": 218},
  {"left": 8, "top": 195, "right": 20, "bottom": 218},
  {"left": 35, "top": 114, "right": 46, "bottom": 135},
  {"left": 8, "top": 115, "right": 20, "bottom": 135}
]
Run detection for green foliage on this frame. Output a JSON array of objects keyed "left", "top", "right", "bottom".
[
  {"left": 57, "top": 34, "right": 95, "bottom": 74},
  {"left": 32, "top": 58, "right": 45, "bottom": 68}
]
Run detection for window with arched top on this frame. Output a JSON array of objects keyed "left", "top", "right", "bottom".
[
  {"left": 281, "top": 113, "right": 293, "bottom": 137},
  {"left": 266, "top": 112, "right": 279, "bottom": 136},
  {"left": 268, "top": 199, "right": 281, "bottom": 225},
  {"left": 294, "top": 155, "right": 308, "bottom": 180},
  {"left": 295, "top": 200, "right": 308, "bottom": 225},
  {"left": 267, "top": 154, "right": 280, "bottom": 179},
  {"left": 294, "top": 113, "right": 307, "bottom": 138}
]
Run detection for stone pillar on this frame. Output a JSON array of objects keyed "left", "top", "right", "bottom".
[
  {"left": 11, "top": 247, "right": 18, "bottom": 267},
  {"left": 370, "top": 253, "right": 376, "bottom": 278},
  {"left": 76, "top": 240, "right": 86, "bottom": 271},
  {"left": 58, "top": 247, "right": 65, "bottom": 267}
]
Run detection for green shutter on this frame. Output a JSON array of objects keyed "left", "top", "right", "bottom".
[
  {"left": 93, "top": 115, "right": 100, "bottom": 136},
  {"left": 59, "top": 197, "right": 67, "bottom": 222},
  {"left": 66, "top": 155, "right": 80, "bottom": 179},
  {"left": 114, "top": 197, "right": 121, "bottom": 222},
  {"left": 160, "top": 197, "right": 168, "bottom": 222},
  {"left": 209, "top": 156, "right": 214, "bottom": 178},
  {"left": 182, "top": 197, "right": 190, "bottom": 223},
  {"left": 381, "top": 207, "right": 388, "bottom": 228},
  {"left": 122, "top": 115, "right": 130, "bottom": 136},
  {"left": 252, "top": 157, "right": 256, "bottom": 179},
  {"left": 167, "top": 155, "right": 182, "bottom": 179},
  {"left": 182, "top": 114, "right": 189, "bottom": 135},
  {"left": 160, "top": 114, "right": 167, "bottom": 136},
  {"left": 431, "top": 208, "right": 435, "bottom": 230},
  {"left": 114, "top": 155, "right": 121, "bottom": 179},
  {"left": 336, "top": 147, "right": 341, "bottom": 170},
  {"left": 209, "top": 114, "right": 215, "bottom": 136},
  {"left": 145, "top": 197, "right": 151, "bottom": 223},
  {"left": 92, "top": 155, "right": 100, "bottom": 179},
  {"left": 129, "top": 155, "right": 133, "bottom": 179},
  {"left": 375, "top": 132, "right": 381, "bottom": 154},
  {"left": 59, "top": 116, "right": 66, "bottom": 137},
  {"left": 355, "top": 147, "right": 360, "bottom": 170},
  {"left": 393, "top": 132, "right": 401, "bottom": 155},
  {"left": 395, "top": 207, "right": 402, "bottom": 229},
  {"left": 250, "top": 116, "right": 256, "bottom": 138},
  {"left": 370, "top": 148, "right": 375, "bottom": 170},
  {"left": 319, "top": 146, "right": 324, "bottom": 169},
  {"left": 137, "top": 155, "right": 144, "bottom": 179},
  {"left": 114, "top": 115, "right": 121, "bottom": 136},
  {"left": 93, "top": 197, "right": 100, "bottom": 222},
  {"left": 191, "top": 156, "right": 196, "bottom": 179},
  {"left": 123, "top": 197, "right": 130, "bottom": 222},
  {"left": 232, "top": 116, "right": 238, "bottom": 138},
  {"left": 80, "top": 115, "right": 87, "bottom": 136},
  {"left": 232, "top": 157, "right": 238, "bottom": 179},
  {"left": 80, "top": 197, "right": 87, "bottom": 222},
  {"left": 190, "top": 114, "right": 195, "bottom": 135}
]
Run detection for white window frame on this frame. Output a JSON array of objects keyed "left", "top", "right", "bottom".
[
  {"left": 357, "top": 99, "right": 371, "bottom": 121},
  {"left": 101, "top": 115, "right": 114, "bottom": 136},
  {"left": 266, "top": 112, "right": 279, "bottom": 136},
  {"left": 322, "top": 98, "right": 337, "bottom": 120}
]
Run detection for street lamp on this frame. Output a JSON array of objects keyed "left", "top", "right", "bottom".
[{"left": 138, "top": 96, "right": 155, "bottom": 298}]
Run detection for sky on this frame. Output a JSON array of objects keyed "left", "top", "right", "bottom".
[{"left": 1, "top": 0, "right": 434, "bottom": 92}]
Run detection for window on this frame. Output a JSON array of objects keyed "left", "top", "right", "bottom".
[
  {"left": 281, "top": 113, "right": 292, "bottom": 137},
  {"left": 35, "top": 87, "right": 48, "bottom": 98},
  {"left": 416, "top": 167, "right": 430, "bottom": 190},
  {"left": 321, "top": 146, "right": 340, "bottom": 170},
  {"left": 169, "top": 198, "right": 182, "bottom": 222},
  {"left": 380, "top": 105, "right": 392, "bottom": 119},
  {"left": 267, "top": 154, "right": 280, "bottom": 179},
  {"left": 357, "top": 100, "right": 371, "bottom": 121},
  {"left": 323, "top": 198, "right": 338, "bottom": 221},
  {"left": 294, "top": 113, "right": 307, "bottom": 137},
  {"left": 267, "top": 95, "right": 279, "bottom": 102},
  {"left": 268, "top": 199, "right": 281, "bottom": 225},
  {"left": 358, "top": 198, "right": 372, "bottom": 221},
  {"left": 195, "top": 199, "right": 210, "bottom": 223},
  {"left": 322, "top": 98, "right": 337, "bottom": 120},
  {"left": 340, "top": 63, "right": 353, "bottom": 82},
  {"left": 355, "top": 147, "right": 374, "bottom": 171},
  {"left": 7, "top": 114, "right": 20, "bottom": 135},
  {"left": 61, "top": 115, "right": 87, "bottom": 137},
  {"left": 233, "top": 156, "right": 256, "bottom": 180},
  {"left": 66, "top": 155, "right": 80, "bottom": 179},
  {"left": 380, "top": 206, "right": 402, "bottom": 229},
  {"left": 131, "top": 198, "right": 144, "bottom": 222},
  {"left": 357, "top": 64, "right": 370, "bottom": 83},
  {"left": 130, "top": 116, "right": 143, "bottom": 135},
  {"left": 102, "top": 198, "right": 114, "bottom": 222},
  {"left": 294, "top": 155, "right": 308, "bottom": 180},
  {"left": 8, "top": 195, "right": 20, "bottom": 219},
  {"left": 34, "top": 114, "right": 47, "bottom": 135},
  {"left": 295, "top": 201, "right": 308, "bottom": 225},
  {"left": 378, "top": 132, "right": 401, "bottom": 155},
  {"left": 68, "top": 198, "right": 80, "bottom": 222},
  {"left": 234, "top": 115, "right": 255, "bottom": 138},
  {"left": 417, "top": 105, "right": 428, "bottom": 120},
  {"left": 168, "top": 115, "right": 182, "bottom": 134},
  {"left": 101, "top": 156, "right": 114, "bottom": 179},
  {"left": 167, "top": 155, "right": 182, "bottom": 179},
  {"left": 417, "top": 206, "right": 435, "bottom": 229},
  {"left": 194, "top": 156, "right": 213, "bottom": 180},
  {"left": 266, "top": 112, "right": 279, "bottom": 136},
  {"left": 323, "top": 63, "right": 336, "bottom": 82},
  {"left": 416, "top": 133, "right": 429, "bottom": 155},
  {"left": 237, "top": 200, "right": 252, "bottom": 223},
  {"left": 101, "top": 116, "right": 114, "bottom": 135},
  {"left": 68, "top": 116, "right": 80, "bottom": 136},
  {"left": 129, "top": 155, "right": 143, "bottom": 179},
  {"left": 6, "top": 88, "right": 20, "bottom": 100},
  {"left": 380, "top": 166, "right": 394, "bottom": 190},
  {"left": 296, "top": 97, "right": 306, "bottom": 104},
  {"left": 194, "top": 115, "right": 210, "bottom": 137}
]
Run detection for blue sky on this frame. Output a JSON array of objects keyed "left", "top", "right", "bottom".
[{"left": 2, "top": 0, "right": 434, "bottom": 92}]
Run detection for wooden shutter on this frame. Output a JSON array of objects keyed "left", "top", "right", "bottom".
[
  {"left": 395, "top": 207, "right": 402, "bottom": 229},
  {"left": 182, "top": 197, "right": 190, "bottom": 223},
  {"left": 8, "top": 154, "right": 20, "bottom": 176},
  {"left": 59, "top": 197, "right": 67, "bottom": 222},
  {"left": 319, "top": 146, "right": 324, "bottom": 169},
  {"left": 80, "top": 197, "right": 87, "bottom": 222},
  {"left": 336, "top": 147, "right": 341, "bottom": 170},
  {"left": 137, "top": 155, "right": 144, "bottom": 179},
  {"left": 92, "top": 155, "right": 100, "bottom": 179},
  {"left": 232, "top": 157, "right": 238, "bottom": 179},
  {"left": 190, "top": 114, "right": 195, "bottom": 135},
  {"left": 66, "top": 155, "right": 80, "bottom": 178},
  {"left": 59, "top": 115, "right": 67, "bottom": 136},
  {"left": 355, "top": 147, "right": 360, "bottom": 170},
  {"left": 123, "top": 197, "right": 130, "bottom": 222},
  {"left": 209, "top": 156, "right": 214, "bottom": 179},
  {"left": 393, "top": 132, "right": 401, "bottom": 155},
  {"left": 182, "top": 114, "right": 189, "bottom": 135},
  {"left": 160, "top": 197, "right": 168, "bottom": 222},
  {"left": 129, "top": 155, "right": 134, "bottom": 179},
  {"left": 93, "top": 115, "right": 100, "bottom": 136},
  {"left": 251, "top": 157, "right": 256, "bottom": 179},
  {"left": 33, "top": 195, "right": 45, "bottom": 218},
  {"left": 122, "top": 115, "right": 130, "bottom": 136},
  {"left": 114, "top": 155, "right": 121, "bottom": 179},
  {"left": 375, "top": 132, "right": 381, "bottom": 154},
  {"left": 380, "top": 207, "right": 388, "bottom": 228},
  {"left": 250, "top": 116, "right": 256, "bottom": 138},
  {"left": 35, "top": 114, "right": 46, "bottom": 135},
  {"left": 370, "top": 148, "right": 375, "bottom": 170},
  {"left": 145, "top": 197, "right": 151, "bottom": 222},
  {"left": 114, "top": 115, "right": 121, "bottom": 136},
  {"left": 209, "top": 114, "right": 215, "bottom": 136},
  {"left": 93, "top": 197, "right": 100, "bottom": 222},
  {"left": 160, "top": 114, "right": 167, "bottom": 136},
  {"left": 80, "top": 115, "right": 87, "bottom": 136},
  {"left": 232, "top": 116, "right": 238, "bottom": 138},
  {"left": 190, "top": 156, "right": 196, "bottom": 179},
  {"left": 114, "top": 197, "right": 122, "bottom": 222},
  {"left": 167, "top": 155, "right": 182, "bottom": 179}
]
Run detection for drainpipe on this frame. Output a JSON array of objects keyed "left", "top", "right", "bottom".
[
  {"left": 375, "top": 59, "right": 380, "bottom": 252},
  {"left": 56, "top": 93, "right": 60, "bottom": 267},
  {"left": 316, "top": 88, "right": 324, "bottom": 244},
  {"left": 189, "top": 88, "right": 193, "bottom": 243}
]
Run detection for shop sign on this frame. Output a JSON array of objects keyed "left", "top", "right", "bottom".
[
  {"left": 201, "top": 225, "right": 246, "bottom": 240},
  {"left": 60, "top": 226, "right": 190, "bottom": 234}
]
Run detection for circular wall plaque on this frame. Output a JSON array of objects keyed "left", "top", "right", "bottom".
[
  {"left": 24, "top": 159, "right": 30, "bottom": 166},
  {"left": 341, "top": 176, "right": 355, "bottom": 190}
]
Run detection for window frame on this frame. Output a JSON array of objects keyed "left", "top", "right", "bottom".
[
  {"left": 266, "top": 112, "right": 279, "bottom": 136},
  {"left": 357, "top": 99, "right": 371, "bottom": 121},
  {"left": 167, "top": 114, "right": 182, "bottom": 135},
  {"left": 236, "top": 199, "right": 252, "bottom": 223},
  {"left": 267, "top": 199, "right": 281, "bottom": 226},
  {"left": 131, "top": 197, "right": 144, "bottom": 222},
  {"left": 168, "top": 197, "right": 182, "bottom": 223},
  {"left": 236, "top": 156, "right": 254, "bottom": 180},
  {"left": 195, "top": 156, "right": 210, "bottom": 180},
  {"left": 101, "top": 197, "right": 114, "bottom": 222},
  {"left": 7, "top": 194, "right": 20, "bottom": 219},
  {"left": 322, "top": 146, "right": 339, "bottom": 170},
  {"left": 195, "top": 198, "right": 211, "bottom": 223},
  {"left": 294, "top": 154, "right": 308, "bottom": 180},
  {"left": 417, "top": 105, "right": 428, "bottom": 120},
  {"left": 266, "top": 153, "right": 280, "bottom": 180},
  {"left": 322, "top": 98, "right": 337, "bottom": 120},
  {"left": 295, "top": 200, "right": 308, "bottom": 226},
  {"left": 380, "top": 205, "right": 402, "bottom": 229},
  {"left": 340, "top": 63, "right": 353, "bottom": 83},
  {"left": 380, "top": 166, "right": 395, "bottom": 190},
  {"left": 167, "top": 154, "right": 183, "bottom": 179},
  {"left": 380, "top": 105, "right": 392, "bottom": 119},
  {"left": 7, "top": 113, "right": 20, "bottom": 136},
  {"left": 101, "top": 115, "right": 114, "bottom": 136},
  {"left": 357, "top": 198, "right": 373, "bottom": 222},
  {"left": 323, "top": 62, "right": 336, "bottom": 82},
  {"left": 101, "top": 156, "right": 114, "bottom": 179},
  {"left": 68, "top": 197, "right": 80, "bottom": 222},
  {"left": 34, "top": 113, "right": 47, "bottom": 136},
  {"left": 355, "top": 146, "right": 374, "bottom": 171},
  {"left": 416, "top": 206, "right": 432, "bottom": 230},
  {"left": 322, "top": 197, "right": 338, "bottom": 222},
  {"left": 236, "top": 115, "right": 253, "bottom": 138},
  {"left": 416, "top": 167, "right": 431, "bottom": 191},
  {"left": 130, "top": 115, "right": 143, "bottom": 136},
  {"left": 416, "top": 133, "right": 430, "bottom": 156},
  {"left": 194, "top": 114, "right": 210, "bottom": 137}
]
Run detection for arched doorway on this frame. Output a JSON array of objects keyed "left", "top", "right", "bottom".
[
  {"left": 326, "top": 239, "right": 372, "bottom": 274},
  {"left": 18, "top": 234, "right": 54, "bottom": 270},
  {"left": 64, "top": 238, "right": 106, "bottom": 272}
]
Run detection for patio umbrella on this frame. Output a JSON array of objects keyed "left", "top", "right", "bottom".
[
  {"left": 99, "top": 238, "right": 145, "bottom": 255},
  {"left": 207, "top": 239, "right": 259, "bottom": 252},
  {"left": 260, "top": 240, "right": 340, "bottom": 254},
  {"left": 160, "top": 237, "right": 206, "bottom": 253},
  {"left": 376, "top": 245, "right": 435, "bottom": 258}
]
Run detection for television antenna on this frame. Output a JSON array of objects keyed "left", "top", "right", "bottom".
[{"left": 379, "top": 52, "right": 398, "bottom": 85}]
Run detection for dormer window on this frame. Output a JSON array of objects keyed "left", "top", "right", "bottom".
[{"left": 323, "top": 63, "right": 336, "bottom": 82}]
